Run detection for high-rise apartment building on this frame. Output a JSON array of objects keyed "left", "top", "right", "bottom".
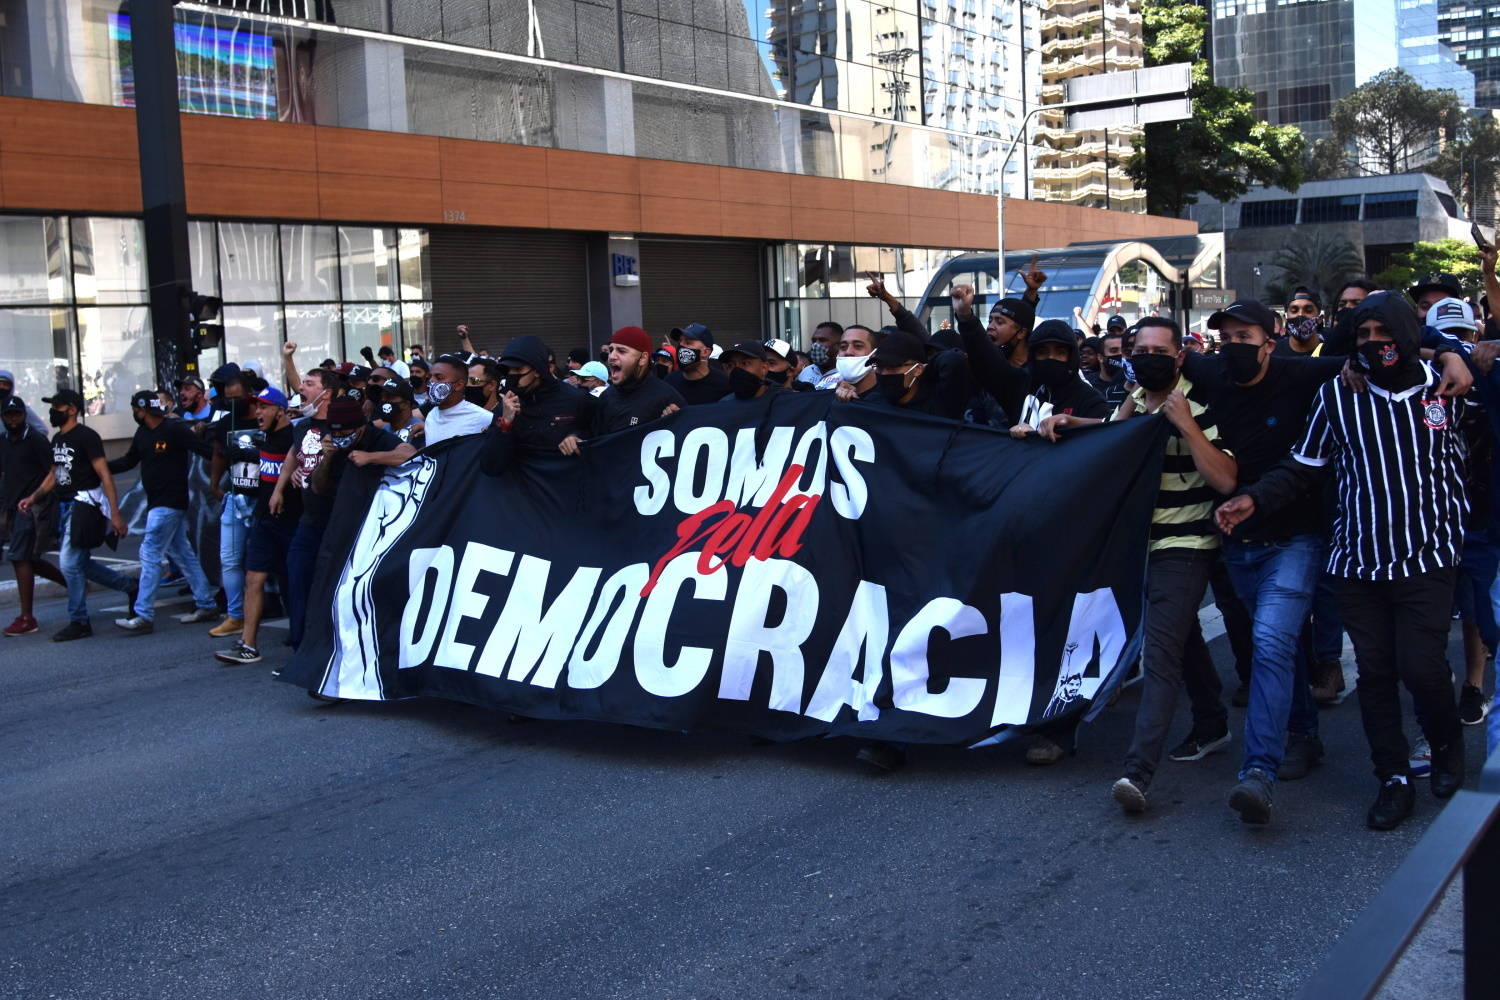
[
  {"left": 0, "top": 1, "right": 1194, "bottom": 437},
  {"left": 1033, "top": 0, "right": 1146, "bottom": 213},
  {"left": 1212, "top": 0, "right": 1472, "bottom": 145},
  {"left": 1438, "top": 2, "right": 1500, "bottom": 108}
]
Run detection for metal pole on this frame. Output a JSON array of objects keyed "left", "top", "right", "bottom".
[{"left": 131, "top": 0, "right": 196, "bottom": 387}]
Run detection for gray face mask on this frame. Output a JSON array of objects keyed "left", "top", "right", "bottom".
[{"left": 427, "top": 381, "right": 453, "bottom": 403}]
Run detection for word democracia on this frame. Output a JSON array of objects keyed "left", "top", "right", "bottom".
[{"left": 394, "top": 541, "right": 1128, "bottom": 726}]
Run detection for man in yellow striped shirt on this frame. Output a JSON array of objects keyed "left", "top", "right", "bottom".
[{"left": 1108, "top": 318, "right": 1239, "bottom": 814}]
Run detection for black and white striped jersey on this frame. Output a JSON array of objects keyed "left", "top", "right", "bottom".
[{"left": 1292, "top": 363, "right": 1470, "bottom": 581}]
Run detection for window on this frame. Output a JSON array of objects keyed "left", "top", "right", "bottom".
[
  {"left": 1364, "top": 191, "right": 1420, "bottom": 219},
  {"left": 1241, "top": 199, "right": 1299, "bottom": 227},
  {"left": 1277, "top": 84, "right": 1332, "bottom": 124},
  {"left": 1301, "top": 195, "right": 1361, "bottom": 223},
  {"left": 1437, "top": 192, "right": 1461, "bottom": 218}
]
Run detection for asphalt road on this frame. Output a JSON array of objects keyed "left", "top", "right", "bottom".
[{"left": 0, "top": 588, "right": 1483, "bottom": 1000}]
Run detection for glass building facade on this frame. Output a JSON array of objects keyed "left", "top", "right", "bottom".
[
  {"left": 1439, "top": 1, "right": 1500, "bottom": 108},
  {"left": 1212, "top": 0, "right": 1472, "bottom": 144},
  {"left": 0, "top": 214, "right": 430, "bottom": 440},
  {"left": 0, "top": 0, "right": 1047, "bottom": 198}
]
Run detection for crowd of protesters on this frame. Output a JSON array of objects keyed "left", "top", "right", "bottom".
[{"left": 2, "top": 249, "right": 1499, "bottom": 833}]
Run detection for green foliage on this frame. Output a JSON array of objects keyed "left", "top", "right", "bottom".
[
  {"left": 1429, "top": 114, "right": 1500, "bottom": 218},
  {"left": 1125, "top": 0, "right": 1306, "bottom": 217},
  {"left": 1302, "top": 137, "right": 1351, "bottom": 182},
  {"left": 1262, "top": 232, "right": 1364, "bottom": 308},
  {"left": 1373, "top": 239, "right": 1483, "bottom": 299},
  {"left": 1328, "top": 69, "right": 1463, "bottom": 175}
]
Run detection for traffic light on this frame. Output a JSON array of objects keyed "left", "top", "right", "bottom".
[{"left": 186, "top": 290, "right": 223, "bottom": 352}]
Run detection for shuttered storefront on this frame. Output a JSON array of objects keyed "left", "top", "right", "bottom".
[
  {"left": 638, "top": 239, "right": 764, "bottom": 344},
  {"left": 428, "top": 229, "right": 589, "bottom": 355}
]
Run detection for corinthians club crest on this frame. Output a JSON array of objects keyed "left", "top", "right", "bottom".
[{"left": 1423, "top": 397, "right": 1448, "bottom": 430}]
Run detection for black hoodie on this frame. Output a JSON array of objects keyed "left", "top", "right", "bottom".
[
  {"left": 1020, "top": 320, "right": 1111, "bottom": 424},
  {"left": 479, "top": 335, "right": 598, "bottom": 475},
  {"left": 1347, "top": 290, "right": 1424, "bottom": 390}
]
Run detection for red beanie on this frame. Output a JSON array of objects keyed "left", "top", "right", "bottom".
[{"left": 609, "top": 326, "right": 653, "bottom": 355}]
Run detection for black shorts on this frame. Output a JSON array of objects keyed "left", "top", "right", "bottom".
[
  {"left": 245, "top": 516, "right": 295, "bottom": 575},
  {"left": 4, "top": 508, "right": 52, "bottom": 563}
]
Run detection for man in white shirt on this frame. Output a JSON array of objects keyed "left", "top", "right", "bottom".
[{"left": 422, "top": 354, "right": 495, "bottom": 445}]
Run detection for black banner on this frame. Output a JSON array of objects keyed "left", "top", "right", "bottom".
[{"left": 280, "top": 393, "right": 1167, "bottom": 745}]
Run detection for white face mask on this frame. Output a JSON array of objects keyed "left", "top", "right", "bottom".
[
  {"left": 835, "top": 354, "right": 873, "bottom": 382},
  {"left": 298, "top": 389, "right": 325, "bottom": 418}
]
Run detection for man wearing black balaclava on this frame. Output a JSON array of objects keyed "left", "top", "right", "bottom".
[
  {"left": 1008, "top": 320, "right": 1110, "bottom": 437},
  {"left": 1217, "top": 291, "right": 1474, "bottom": 832},
  {"left": 480, "top": 335, "right": 598, "bottom": 474}
]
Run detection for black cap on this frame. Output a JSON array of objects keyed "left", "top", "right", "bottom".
[
  {"left": 1288, "top": 286, "right": 1320, "bottom": 307},
  {"left": 929, "top": 329, "right": 961, "bottom": 351},
  {"left": 1206, "top": 299, "right": 1277, "bottom": 337},
  {"left": 174, "top": 374, "right": 205, "bottom": 391},
  {"left": 1410, "top": 273, "right": 1463, "bottom": 300},
  {"left": 43, "top": 389, "right": 86, "bottom": 410},
  {"left": 567, "top": 347, "right": 590, "bottom": 367},
  {"left": 1, "top": 395, "right": 27, "bottom": 414},
  {"left": 991, "top": 297, "right": 1035, "bottom": 332},
  {"left": 1029, "top": 319, "right": 1077, "bottom": 349},
  {"left": 380, "top": 378, "right": 415, "bottom": 403},
  {"left": 669, "top": 323, "right": 715, "bottom": 349},
  {"left": 870, "top": 329, "right": 929, "bottom": 368},
  {"left": 346, "top": 365, "right": 372, "bottom": 383},
  {"left": 129, "top": 389, "right": 167, "bottom": 413},
  {"left": 1105, "top": 314, "right": 1128, "bottom": 331},
  {"left": 208, "top": 363, "right": 241, "bottom": 385},
  {"left": 720, "top": 340, "right": 769, "bottom": 363}
]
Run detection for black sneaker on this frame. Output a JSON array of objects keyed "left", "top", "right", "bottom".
[
  {"left": 51, "top": 620, "right": 92, "bottom": 642},
  {"left": 855, "top": 742, "right": 907, "bottom": 774},
  {"left": 1460, "top": 684, "right": 1490, "bottom": 726},
  {"left": 1279, "top": 733, "right": 1325, "bottom": 781},
  {"left": 1168, "top": 729, "right": 1231, "bottom": 762},
  {"left": 1229, "top": 769, "right": 1274, "bottom": 825},
  {"left": 214, "top": 642, "right": 261, "bottom": 666},
  {"left": 1367, "top": 775, "right": 1416, "bottom": 831},
  {"left": 1431, "top": 738, "right": 1465, "bottom": 800}
]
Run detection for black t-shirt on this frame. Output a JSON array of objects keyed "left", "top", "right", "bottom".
[
  {"left": 254, "top": 422, "right": 300, "bottom": 524},
  {"left": 1185, "top": 352, "right": 1345, "bottom": 541},
  {"left": 107, "top": 418, "right": 209, "bottom": 510},
  {"left": 1273, "top": 338, "right": 1322, "bottom": 359},
  {"left": 0, "top": 426, "right": 53, "bottom": 510},
  {"left": 302, "top": 425, "right": 402, "bottom": 526},
  {"left": 665, "top": 367, "right": 731, "bottom": 406},
  {"left": 50, "top": 423, "right": 105, "bottom": 502}
]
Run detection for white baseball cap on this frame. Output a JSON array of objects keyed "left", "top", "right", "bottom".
[
  {"left": 763, "top": 338, "right": 793, "bottom": 361},
  {"left": 1428, "top": 296, "right": 1478, "bottom": 333}
]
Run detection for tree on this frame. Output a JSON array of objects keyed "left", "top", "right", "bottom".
[
  {"left": 1302, "top": 137, "right": 1351, "bottom": 182},
  {"left": 1125, "top": 0, "right": 1306, "bottom": 217},
  {"left": 1374, "top": 239, "right": 1483, "bottom": 299},
  {"left": 1328, "top": 69, "right": 1463, "bottom": 175},
  {"left": 1429, "top": 114, "right": 1500, "bottom": 220},
  {"left": 1261, "top": 232, "right": 1364, "bottom": 308}
]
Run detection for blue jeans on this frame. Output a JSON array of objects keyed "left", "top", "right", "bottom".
[
  {"left": 1224, "top": 534, "right": 1324, "bottom": 780},
  {"left": 57, "top": 500, "right": 133, "bottom": 623},
  {"left": 285, "top": 517, "right": 326, "bottom": 649},
  {"left": 134, "top": 506, "right": 216, "bottom": 620},
  {"left": 219, "top": 494, "right": 253, "bottom": 619}
]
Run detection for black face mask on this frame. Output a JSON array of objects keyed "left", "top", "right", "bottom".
[
  {"left": 133, "top": 412, "right": 147, "bottom": 427},
  {"left": 228, "top": 396, "right": 251, "bottom": 422},
  {"left": 728, "top": 367, "right": 764, "bottom": 399},
  {"left": 1130, "top": 354, "right": 1178, "bottom": 392},
  {"left": 1220, "top": 342, "right": 1266, "bottom": 385},
  {"left": 1356, "top": 339, "right": 1413, "bottom": 387},
  {"left": 1031, "top": 358, "right": 1073, "bottom": 389},
  {"left": 676, "top": 346, "right": 701, "bottom": 368},
  {"left": 876, "top": 371, "right": 912, "bottom": 403},
  {"left": 48, "top": 408, "right": 68, "bottom": 428},
  {"left": 765, "top": 368, "right": 789, "bottom": 386},
  {"left": 1102, "top": 356, "right": 1125, "bottom": 375},
  {"left": 378, "top": 401, "right": 399, "bottom": 420},
  {"left": 464, "top": 385, "right": 490, "bottom": 406},
  {"left": 346, "top": 387, "right": 364, "bottom": 403}
]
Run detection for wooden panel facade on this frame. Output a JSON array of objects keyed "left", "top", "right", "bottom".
[{"left": 0, "top": 97, "right": 1198, "bottom": 249}]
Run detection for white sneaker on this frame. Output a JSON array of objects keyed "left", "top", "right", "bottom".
[
  {"left": 113, "top": 616, "right": 153, "bottom": 634},
  {"left": 176, "top": 607, "right": 219, "bottom": 624}
]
